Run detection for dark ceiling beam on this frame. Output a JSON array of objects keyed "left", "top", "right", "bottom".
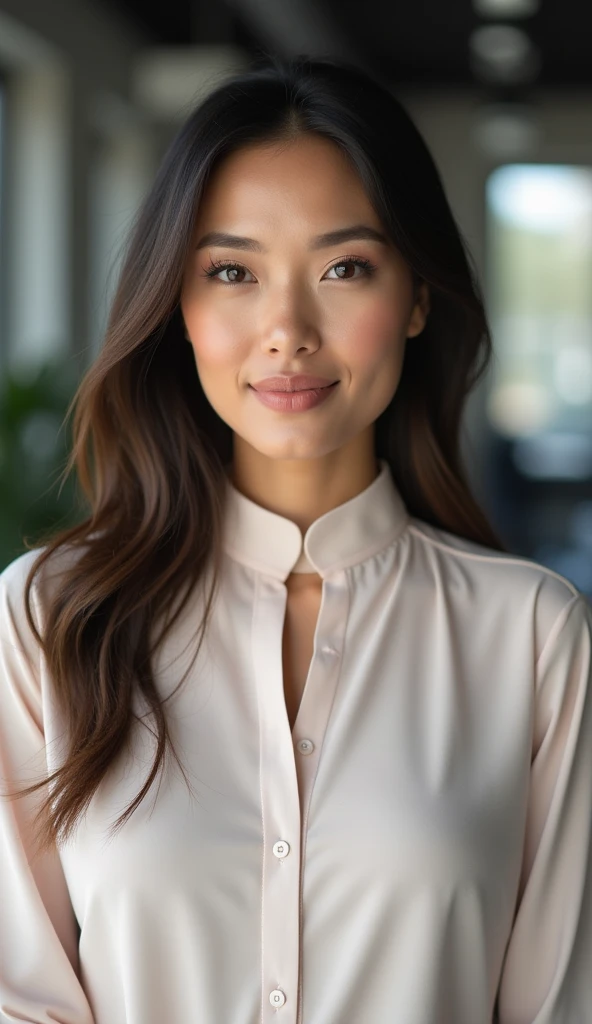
[
  {"left": 222, "top": 0, "right": 364, "bottom": 66},
  {"left": 191, "top": 3, "right": 236, "bottom": 44}
]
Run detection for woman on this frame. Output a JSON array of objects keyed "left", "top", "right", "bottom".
[{"left": 1, "top": 54, "right": 591, "bottom": 1024}]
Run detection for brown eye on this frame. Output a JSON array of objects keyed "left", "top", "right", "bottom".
[
  {"left": 330, "top": 262, "right": 359, "bottom": 279},
  {"left": 219, "top": 266, "right": 247, "bottom": 284},
  {"left": 203, "top": 260, "right": 255, "bottom": 285},
  {"left": 324, "top": 257, "right": 377, "bottom": 280}
]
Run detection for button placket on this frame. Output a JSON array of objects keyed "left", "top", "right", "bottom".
[
  {"left": 254, "top": 571, "right": 350, "bottom": 1023},
  {"left": 290, "top": 574, "right": 350, "bottom": 1024},
  {"left": 255, "top": 577, "right": 303, "bottom": 1022}
]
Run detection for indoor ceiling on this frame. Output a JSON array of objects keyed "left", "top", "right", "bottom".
[{"left": 99, "top": 0, "right": 592, "bottom": 93}]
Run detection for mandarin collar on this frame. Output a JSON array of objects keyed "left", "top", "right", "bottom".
[{"left": 221, "top": 458, "right": 409, "bottom": 582}]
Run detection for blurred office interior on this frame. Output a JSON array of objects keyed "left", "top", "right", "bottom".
[{"left": 0, "top": 0, "right": 591, "bottom": 599}]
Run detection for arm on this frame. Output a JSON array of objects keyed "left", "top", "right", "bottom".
[
  {"left": 0, "top": 555, "right": 95, "bottom": 1024},
  {"left": 496, "top": 593, "right": 592, "bottom": 1023}
]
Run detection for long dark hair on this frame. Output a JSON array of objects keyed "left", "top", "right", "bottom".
[{"left": 2, "top": 53, "right": 508, "bottom": 857}]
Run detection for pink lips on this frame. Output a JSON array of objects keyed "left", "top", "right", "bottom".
[{"left": 249, "top": 381, "right": 339, "bottom": 412}]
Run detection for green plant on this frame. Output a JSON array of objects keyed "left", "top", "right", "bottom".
[{"left": 0, "top": 356, "right": 82, "bottom": 572}]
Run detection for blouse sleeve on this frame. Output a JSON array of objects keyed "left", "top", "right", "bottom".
[
  {"left": 0, "top": 557, "right": 95, "bottom": 1024},
  {"left": 496, "top": 592, "right": 592, "bottom": 1023}
]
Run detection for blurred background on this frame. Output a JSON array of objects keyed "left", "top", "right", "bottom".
[{"left": 0, "top": 0, "right": 591, "bottom": 598}]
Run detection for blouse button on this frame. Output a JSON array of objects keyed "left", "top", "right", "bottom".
[
  {"left": 321, "top": 644, "right": 338, "bottom": 656},
  {"left": 269, "top": 989, "right": 286, "bottom": 1007},
  {"left": 272, "top": 840, "right": 290, "bottom": 859},
  {"left": 296, "top": 738, "right": 314, "bottom": 755}
]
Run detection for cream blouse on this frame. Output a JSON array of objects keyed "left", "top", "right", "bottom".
[{"left": 1, "top": 458, "right": 591, "bottom": 1024}]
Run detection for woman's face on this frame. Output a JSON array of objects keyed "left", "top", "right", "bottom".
[{"left": 180, "top": 133, "right": 429, "bottom": 464}]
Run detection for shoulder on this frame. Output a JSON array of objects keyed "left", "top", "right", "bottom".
[
  {"left": 0, "top": 543, "right": 82, "bottom": 640},
  {"left": 0, "top": 548, "right": 45, "bottom": 621},
  {"left": 406, "top": 516, "right": 585, "bottom": 656}
]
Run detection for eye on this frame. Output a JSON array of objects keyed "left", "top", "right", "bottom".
[
  {"left": 202, "top": 259, "right": 255, "bottom": 285},
  {"left": 324, "top": 256, "right": 377, "bottom": 280}
]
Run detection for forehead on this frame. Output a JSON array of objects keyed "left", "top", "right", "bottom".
[{"left": 193, "top": 134, "right": 378, "bottom": 233}]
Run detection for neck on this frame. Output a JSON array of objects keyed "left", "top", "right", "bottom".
[{"left": 227, "top": 434, "right": 379, "bottom": 536}]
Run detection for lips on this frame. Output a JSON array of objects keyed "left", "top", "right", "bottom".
[
  {"left": 250, "top": 375, "right": 338, "bottom": 392},
  {"left": 250, "top": 380, "right": 339, "bottom": 412}
]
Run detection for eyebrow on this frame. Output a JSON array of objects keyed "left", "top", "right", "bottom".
[{"left": 194, "top": 224, "right": 389, "bottom": 252}]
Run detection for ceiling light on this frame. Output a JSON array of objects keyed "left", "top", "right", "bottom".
[
  {"left": 473, "top": 0, "right": 539, "bottom": 16},
  {"left": 469, "top": 24, "right": 541, "bottom": 84},
  {"left": 471, "top": 103, "right": 541, "bottom": 157}
]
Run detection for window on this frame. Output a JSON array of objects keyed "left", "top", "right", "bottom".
[{"left": 485, "top": 164, "right": 592, "bottom": 596}]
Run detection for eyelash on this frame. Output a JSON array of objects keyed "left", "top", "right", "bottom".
[{"left": 201, "top": 254, "right": 378, "bottom": 285}]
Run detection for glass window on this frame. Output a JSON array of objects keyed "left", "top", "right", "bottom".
[
  {"left": 485, "top": 164, "right": 592, "bottom": 597},
  {"left": 486, "top": 164, "right": 592, "bottom": 444}
]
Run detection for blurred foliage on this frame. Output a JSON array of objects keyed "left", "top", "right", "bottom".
[{"left": 0, "top": 356, "right": 84, "bottom": 573}]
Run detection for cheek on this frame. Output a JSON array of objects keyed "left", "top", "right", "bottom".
[
  {"left": 338, "top": 301, "right": 405, "bottom": 367},
  {"left": 184, "top": 305, "right": 245, "bottom": 366}
]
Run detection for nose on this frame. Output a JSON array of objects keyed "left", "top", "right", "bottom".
[{"left": 259, "top": 278, "right": 320, "bottom": 353}]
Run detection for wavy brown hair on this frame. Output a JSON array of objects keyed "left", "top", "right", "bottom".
[{"left": 2, "top": 52, "right": 508, "bottom": 858}]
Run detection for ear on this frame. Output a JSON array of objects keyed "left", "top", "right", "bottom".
[{"left": 406, "top": 280, "right": 431, "bottom": 339}]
